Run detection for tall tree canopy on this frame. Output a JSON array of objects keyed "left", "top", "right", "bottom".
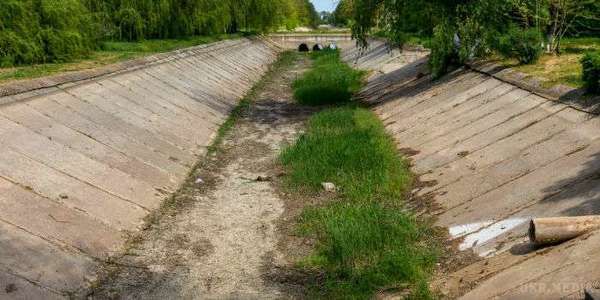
[
  {"left": 345, "top": 0, "right": 599, "bottom": 50},
  {"left": 342, "top": 0, "right": 599, "bottom": 76},
  {"left": 0, "top": 0, "right": 319, "bottom": 66}
]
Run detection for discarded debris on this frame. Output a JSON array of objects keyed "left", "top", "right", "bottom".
[
  {"left": 195, "top": 178, "right": 204, "bottom": 184},
  {"left": 255, "top": 176, "right": 272, "bottom": 182},
  {"left": 457, "top": 151, "right": 470, "bottom": 157},
  {"left": 321, "top": 182, "right": 336, "bottom": 192},
  {"left": 58, "top": 193, "right": 69, "bottom": 199},
  {"left": 529, "top": 216, "right": 600, "bottom": 246}
]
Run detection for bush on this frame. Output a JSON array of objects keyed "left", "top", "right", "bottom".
[
  {"left": 457, "top": 17, "right": 490, "bottom": 63},
  {"left": 116, "top": 8, "right": 145, "bottom": 41},
  {"left": 40, "top": 29, "right": 89, "bottom": 62},
  {"left": 497, "top": 27, "right": 543, "bottom": 64},
  {"left": 0, "top": 31, "right": 43, "bottom": 66},
  {"left": 429, "top": 22, "right": 458, "bottom": 79},
  {"left": 293, "top": 49, "right": 365, "bottom": 105},
  {"left": 582, "top": 51, "right": 600, "bottom": 94}
]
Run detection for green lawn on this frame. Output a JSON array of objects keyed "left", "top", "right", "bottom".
[
  {"left": 0, "top": 34, "right": 241, "bottom": 84},
  {"left": 282, "top": 50, "right": 438, "bottom": 299},
  {"left": 498, "top": 37, "right": 600, "bottom": 89}
]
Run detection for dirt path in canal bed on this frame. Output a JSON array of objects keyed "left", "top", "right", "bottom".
[{"left": 89, "top": 53, "right": 316, "bottom": 299}]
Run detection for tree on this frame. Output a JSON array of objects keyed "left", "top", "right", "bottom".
[
  {"left": 521, "top": 0, "right": 599, "bottom": 53},
  {"left": 333, "top": 0, "right": 353, "bottom": 26}
]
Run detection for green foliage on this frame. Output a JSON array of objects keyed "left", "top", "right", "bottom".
[
  {"left": 345, "top": 0, "right": 599, "bottom": 76},
  {"left": 40, "top": 30, "right": 88, "bottom": 62},
  {"left": 429, "top": 22, "right": 457, "bottom": 79},
  {"left": 456, "top": 17, "right": 491, "bottom": 63},
  {"left": 281, "top": 107, "right": 437, "bottom": 298},
  {"left": 115, "top": 7, "right": 144, "bottom": 41},
  {"left": 0, "top": 30, "right": 43, "bottom": 67},
  {"left": 0, "top": 0, "right": 319, "bottom": 67},
  {"left": 293, "top": 50, "right": 365, "bottom": 105},
  {"left": 333, "top": 0, "right": 353, "bottom": 27},
  {"left": 581, "top": 51, "right": 600, "bottom": 94},
  {"left": 497, "top": 27, "right": 543, "bottom": 64}
]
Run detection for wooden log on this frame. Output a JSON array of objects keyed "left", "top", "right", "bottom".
[{"left": 529, "top": 216, "right": 600, "bottom": 246}]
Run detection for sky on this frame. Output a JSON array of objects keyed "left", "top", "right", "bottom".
[{"left": 310, "top": 0, "right": 339, "bottom": 12}]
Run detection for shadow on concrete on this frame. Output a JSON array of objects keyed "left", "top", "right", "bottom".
[
  {"left": 358, "top": 60, "right": 470, "bottom": 107},
  {"left": 537, "top": 151, "right": 600, "bottom": 217}
]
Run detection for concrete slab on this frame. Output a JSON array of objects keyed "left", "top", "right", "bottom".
[
  {"left": 51, "top": 91, "right": 195, "bottom": 165},
  {"left": 73, "top": 82, "right": 197, "bottom": 153},
  {"left": 0, "top": 102, "right": 173, "bottom": 189},
  {"left": 0, "top": 270, "right": 65, "bottom": 300},
  {"left": 411, "top": 94, "right": 547, "bottom": 169},
  {"left": 418, "top": 106, "right": 585, "bottom": 193},
  {"left": 26, "top": 95, "right": 187, "bottom": 180},
  {"left": 0, "top": 221, "right": 97, "bottom": 293},
  {"left": 0, "top": 177, "right": 124, "bottom": 258},
  {"left": 391, "top": 86, "right": 528, "bottom": 147},
  {"left": 0, "top": 147, "right": 146, "bottom": 231},
  {"left": 0, "top": 116, "right": 161, "bottom": 210}
]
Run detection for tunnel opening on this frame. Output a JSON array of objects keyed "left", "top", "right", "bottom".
[
  {"left": 313, "top": 44, "right": 323, "bottom": 51},
  {"left": 298, "top": 43, "right": 309, "bottom": 52}
]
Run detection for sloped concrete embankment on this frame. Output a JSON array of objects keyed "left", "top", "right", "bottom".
[
  {"left": 0, "top": 38, "right": 279, "bottom": 299},
  {"left": 359, "top": 51, "right": 600, "bottom": 299}
]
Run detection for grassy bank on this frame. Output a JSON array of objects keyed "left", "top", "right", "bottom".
[
  {"left": 282, "top": 51, "right": 438, "bottom": 298},
  {"left": 498, "top": 37, "right": 600, "bottom": 89},
  {"left": 0, "top": 34, "right": 241, "bottom": 84}
]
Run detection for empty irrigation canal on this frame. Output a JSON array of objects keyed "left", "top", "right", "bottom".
[{"left": 0, "top": 35, "right": 599, "bottom": 299}]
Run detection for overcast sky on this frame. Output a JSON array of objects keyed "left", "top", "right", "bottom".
[{"left": 311, "top": 0, "right": 339, "bottom": 12}]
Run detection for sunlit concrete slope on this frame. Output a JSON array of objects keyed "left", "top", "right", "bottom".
[
  {"left": 0, "top": 38, "right": 278, "bottom": 299},
  {"left": 359, "top": 50, "right": 600, "bottom": 298}
]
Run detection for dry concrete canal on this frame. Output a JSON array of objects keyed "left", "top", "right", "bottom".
[{"left": 0, "top": 35, "right": 599, "bottom": 299}]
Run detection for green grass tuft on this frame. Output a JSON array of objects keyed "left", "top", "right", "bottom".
[
  {"left": 292, "top": 49, "right": 365, "bottom": 105},
  {"left": 281, "top": 107, "right": 411, "bottom": 203},
  {"left": 281, "top": 106, "right": 438, "bottom": 298}
]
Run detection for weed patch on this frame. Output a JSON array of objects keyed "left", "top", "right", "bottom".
[
  {"left": 292, "top": 49, "right": 365, "bottom": 105},
  {"left": 281, "top": 106, "right": 438, "bottom": 298},
  {"left": 281, "top": 107, "right": 437, "bottom": 298}
]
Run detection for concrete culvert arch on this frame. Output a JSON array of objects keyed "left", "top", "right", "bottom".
[
  {"left": 298, "top": 43, "right": 309, "bottom": 52},
  {"left": 313, "top": 44, "right": 323, "bottom": 51}
]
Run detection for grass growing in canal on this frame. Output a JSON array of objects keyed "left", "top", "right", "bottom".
[
  {"left": 282, "top": 51, "right": 438, "bottom": 299},
  {"left": 292, "top": 49, "right": 365, "bottom": 105}
]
